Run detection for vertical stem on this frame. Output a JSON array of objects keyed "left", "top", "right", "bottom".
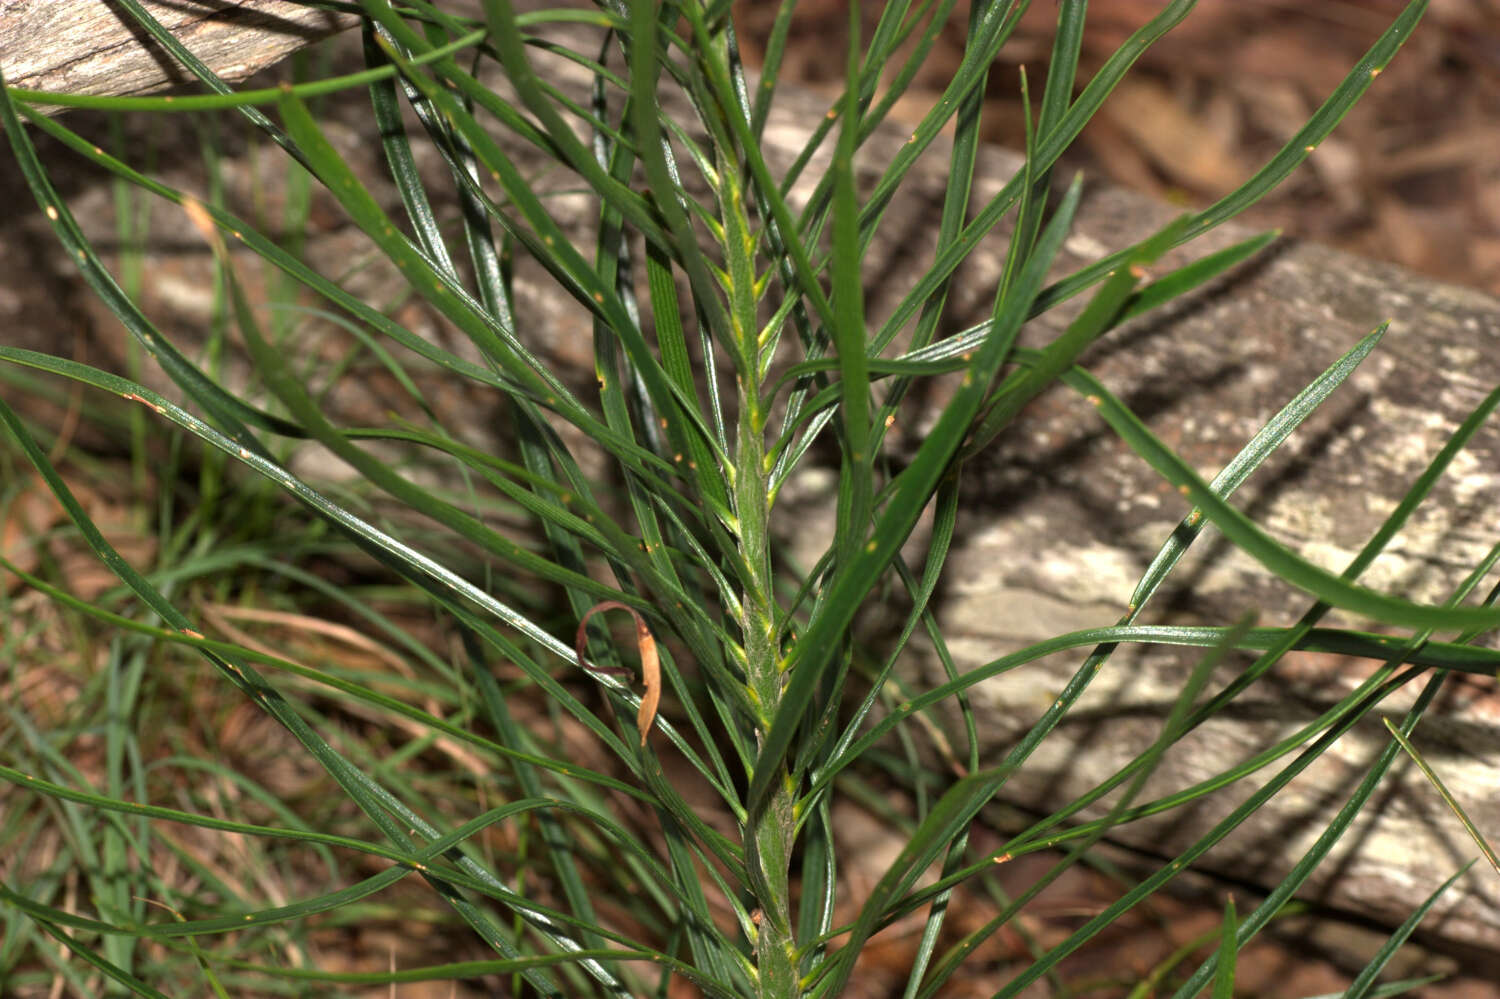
[
  {"left": 672, "top": 1, "right": 802, "bottom": 988},
  {"left": 737, "top": 383, "right": 799, "bottom": 998},
  {"left": 716, "top": 116, "right": 800, "bottom": 999}
]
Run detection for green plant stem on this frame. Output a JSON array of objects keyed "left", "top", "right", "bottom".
[{"left": 730, "top": 104, "right": 800, "bottom": 999}]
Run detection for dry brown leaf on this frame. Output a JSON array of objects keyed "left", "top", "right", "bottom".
[
  {"left": 574, "top": 600, "right": 661, "bottom": 747},
  {"left": 1, "top": 479, "right": 64, "bottom": 592},
  {"left": 1098, "top": 77, "right": 1247, "bottom": 196}
]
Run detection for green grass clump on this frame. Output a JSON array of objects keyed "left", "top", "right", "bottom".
[{"left": 1, "top": 1, "right": 1490, "bottom": 996}]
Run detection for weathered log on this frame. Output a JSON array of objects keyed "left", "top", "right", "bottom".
[
  {"left": 0, "top": 1, "right": 355, "bottom": 107},
  {"left": 6, "top": 6, "right": 1500, "bottom": 954}
]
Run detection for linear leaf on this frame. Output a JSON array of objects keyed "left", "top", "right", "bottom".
[{"left": 1063, "top": 365, "right": 1500, "bottom": 631}]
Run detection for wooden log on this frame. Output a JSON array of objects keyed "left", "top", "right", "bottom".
[
  {"left": 0, "top": 1, "right": 356, "bottom": 107},
  {"left": 7, "top": 6, "right": 1500, "bottom": 954}
]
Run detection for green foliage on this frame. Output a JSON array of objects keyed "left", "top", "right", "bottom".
[{"left": 0, "top": 0, "right": 1483, "bottom": 996}]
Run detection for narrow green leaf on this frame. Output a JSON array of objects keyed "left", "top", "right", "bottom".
[
  {"left": 1063, "top": 365, "right": 1500, "bottom": 631},
  {"left": 1127, "top": 325, "right": 1383, "bottom": 610},
  {"left": 1344, "top": 864, "right": 1472, "bottom": 999},
  {"left": 863, "top": 0, "right": 987, "bottom": 463},
  {"left": 364, "top": 25, "right": 463, "bottom": 280},
  {"left": 1308, "top": 977, "right": 1444, "bottom": 999},
  {"left": 896, "top": 229, "right": 1280, "bottom": 368},
  {"left": 830, "top": 7, "right": 872, "bottom": 570},
  {"left": 3, "top": 29, "right": 489, "bottom": 113},
  {"left": 963, "top": 213, "right": 1194, "bottom": 458},
  {"left": 1213, "top": 897, "right": 1238, "bottom": 999}
]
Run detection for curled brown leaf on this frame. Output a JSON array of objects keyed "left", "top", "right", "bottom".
[{"left": 574, "top": 600, "right": 660, "bottom": 747}]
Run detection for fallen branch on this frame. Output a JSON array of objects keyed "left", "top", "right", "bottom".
[{"left": 0, "top": 1, "right": 355, "bottom": 110}]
